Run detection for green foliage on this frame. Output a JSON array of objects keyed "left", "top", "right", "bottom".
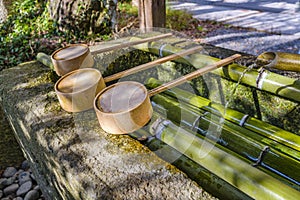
[
  {"left": 0, "top": 0, "right": 114, "bottom": 68},
  {"left": 166, "top": 9, "right": 198, "bottom": 31},
  {"left": 0, "top": 0, "right": 213, "bottom": 68},
  {"left": 0, "top": 0, "right": 59, "bottom": 67}
]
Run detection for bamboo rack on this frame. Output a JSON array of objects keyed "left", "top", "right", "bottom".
[
  {"left": 141, "top": 112, "right": 300, "bottom": 200},
  {"left": 146, "top": 78, "right": 300, "bottom": 154},
  {"left": 133, "top": 41, "right": 300, "bottom": 103},
  {"left": 150, "top": 93, "right": 300, "bottom": 188},
  {"left": 131, "top": 129, "right": 253, "bottom": 200}
]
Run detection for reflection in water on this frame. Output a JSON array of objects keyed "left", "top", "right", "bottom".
[
  {"left": 206, "top": 64, "right": 257, "bottom": 143},
  {"left": 99, "top": 82, "right": 146, "bottom": 113}
]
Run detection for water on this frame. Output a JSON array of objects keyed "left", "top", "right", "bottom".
[
  {"left": 99, "top": 82, "right": 146, "bottom": 113},
  {"left": 215, "top": 64, "right": 257, "bottom": 138}
]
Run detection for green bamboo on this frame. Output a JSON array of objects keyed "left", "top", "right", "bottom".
[
  {"left": 150, "top": 93, "right": 300, "bottom": 188},
  {"left": 131, "top": 129, "right": 253, "bottom": 200},
  {"left": 257, "top": 52, "right": 300, "bottom": 72},
  {"left": 146, "top": 78, "right": 300, "bottom": 153},
  {"left": 145, "top": 113, "right": 300, "bottom": 200},
  {"left": 36, "top": 52, "right": 54, "bottom": 70},
  {"left": 134, "top": 42, "right": 300, "bottom": 103}
]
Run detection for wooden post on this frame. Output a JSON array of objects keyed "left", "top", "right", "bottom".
[{"left": 139, "top": 0, "right": 166, "bottom": 31}]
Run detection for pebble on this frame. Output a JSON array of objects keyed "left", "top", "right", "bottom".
[
  {"left": 0, "top": 161, "right": 44, "bottom": 200},
  {"left": 18, "top": 171, "right": 31, "bottom": 185},
  {"left": 2, "top": 176, "right": 17, "bottom": 186},
  {"left": 2, "top": 167, "right": 17, "bottom": 178},
  {"left": 24, "top": 190, "right": 40, "bottom": 200},
  {"left": 3, "top": 183, "right": 19, "bottom": 196},
  {"left": 21, "top": 160, "right": 30, "bottom": 171},
  {"left": 17, "top": 181, "right": 33, "bottom": 196},
  {"left": 0, "top": 178, "right": 7, "bottom": 189}
]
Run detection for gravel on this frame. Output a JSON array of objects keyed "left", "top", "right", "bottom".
[
  {"left": 0, "top": 161, "right": 44, "bottom": 200},
  {"left": 204, "top": 28, "right": 300, "bottom": 55}
]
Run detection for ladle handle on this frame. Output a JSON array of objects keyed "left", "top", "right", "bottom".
[
  {"left": 103, "top": 46, "right": 203, "bottom": 83},
  {"left": 90, "top": 33, "right": 173, "bottom": 55},
  {"left": 148, "top": 54, "right": 242, "bottom": 97}
]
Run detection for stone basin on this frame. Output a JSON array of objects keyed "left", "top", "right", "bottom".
[{"left": 1, "top": 35, "right": 299, "bottom": 199}]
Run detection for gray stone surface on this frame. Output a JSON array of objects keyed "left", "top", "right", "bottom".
[
  {"left": 18, "top": 172, "right": 31, "bottom": 186},
  {"left": 0, "top": 61, "right": 217, "bottom": 199},
  {"left": 24, "top": 190, "right": 40, "bottom": 200},
  {"left": 3, "top": 183, "right": 19, "bottom": 196},
  {"left": 2, "top": 167, "right": 17, "bottom": 178},
  {"left": 17, "top": 181, "right": 33, "bottom": 196},
  {"left": 1, "top": 176, "right": 17, "bottom": 187}
]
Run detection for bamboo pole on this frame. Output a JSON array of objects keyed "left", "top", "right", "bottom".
[
  {"left": 103, "top": 46, "right": 203, "bottom": 82},
  {"left": 146, "top": 78, "right": 300, "bottom": 155},
  {"left": 90, "top": 33, "right": 172, "bottom": 55},
  {"left": 257, "top": 51, "right": 300, "bottom": 72},
  {"left": 150, "top": 93, "right": 300, "bottom": 188},
  {"left": 133, "top": 41, "right": 300, "bottom": 103},
  {"left": 131, "top": 130, "right": 253, "bottom": 200},
  {"left": 145, "top": 112, "right": 300, "bottom": 199},
  {"left": 148, "top": 54, "right": 241, "bottom": 97}
]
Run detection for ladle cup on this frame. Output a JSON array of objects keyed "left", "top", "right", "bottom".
[
  {"left": 51, "top": 33, "right": 173, "bottom": 76},
  {"left": 94, "top": 54, "right": 242, "bottom": 134},
  {"left": 51, "top": 44, "right": 94, "bottom": 76},
  {"left": 55, "top": 46, "right": 202, "bottom": 112}
]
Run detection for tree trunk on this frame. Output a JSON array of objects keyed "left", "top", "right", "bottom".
[
  {"left": 48, "top": 0, "right": 117, "bottom": 35},
  {"left": 138, "top": 0, "right": 166, "bottom": 31}
]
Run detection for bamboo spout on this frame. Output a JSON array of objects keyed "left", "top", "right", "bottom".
[{"left": 256, "top": 51, "right": 300, "bottom": 72}]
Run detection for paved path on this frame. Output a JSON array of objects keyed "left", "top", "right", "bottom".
[
  {"left": 168, "top": 0, "right": 300, "bottom": 35},
  {"left": 168, "top": 0, "right": 300, "bottom": 55}
]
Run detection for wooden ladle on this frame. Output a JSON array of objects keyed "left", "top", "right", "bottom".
[
  {"left": 94, "top": 54, "right": 242, "bottom": 134},
  {"left": 55, "top": 46, "right": 203, "bottom": 112}
]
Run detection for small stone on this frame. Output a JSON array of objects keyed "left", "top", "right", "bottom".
[
  {"left": 24, "top": 190, "right": 40, "bottom": 200},
  {"left": 21, "top": 160, "right": 30, "bottom": 170},
  {"left": 0, "top": 178, "right": 7, "bottom": 189},
  {"left": 33, "top": 185, "right": 39, "bottom": 191},
  {"left": 14, "top": 197, "right": 23, "bottom": 200},
  {"left": 18, "top": 172, "right": 31, "bottom": 185},
  {"left": 1, "top": 176, "right": 17, "bottom": 186},
  {"left": 2, "top": 197, "right": 12, "bottom": 200},
  {"left": 0, "top": 190, "right": 3, "bottom": 198},
  {"left": 2, "top": 167, "right": 17, "bottom": 178},
  {"left": 17, "top": 181, "right": 33, "bottom": 196},
  {"left": 3, "top": 183, "right": 19, "bottom": 196}
]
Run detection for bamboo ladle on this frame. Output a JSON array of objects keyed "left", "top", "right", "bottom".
[
  {"left": 55, "top": 46, "right": 203, "bottom": 112},
  {"left": 94, "top": 54, "right": 241, "bottom": 134},
  {"left": 43, "top": 33, "right": 173, "bottom": 75}
]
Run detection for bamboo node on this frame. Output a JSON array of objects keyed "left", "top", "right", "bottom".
[
  {"left": 252, "top": 146, "right": 270, "bottom": 167},
  {"left": 150, "top": 118, "right": 171, "bottom": 139},
  {"left": 239, "top": 114, "right": 249, "bottom": 127},
  {"left": 159, "top": 44, "right": 168, "bottom": 57},
  {"left": 191, "top": 112, "right": 209, "bottom": 131}
]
